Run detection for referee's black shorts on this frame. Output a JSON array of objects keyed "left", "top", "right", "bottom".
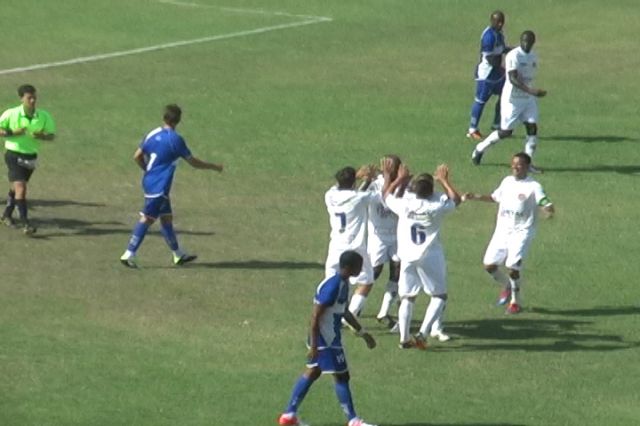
[{"left": 5, "top": 150, "right": 38, "bottom": 182}]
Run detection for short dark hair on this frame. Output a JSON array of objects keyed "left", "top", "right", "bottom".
[
  {"left": 18, "top": 84, "right": 36, "bottom": 97},
  {"left": 339, "top": 250, "right": 363, "bottom": 270},
  {"left": 163, "top": 104, "right": 182, "bottom": 126},
  {"left": 513, "top": 152, "right": 532, "bottom": 165},
  {"left": 411, "top": 173, "right": 434, "bottom": 198},
  {"left": 335, "top": 167, "right": 356, "bottom": 189}
]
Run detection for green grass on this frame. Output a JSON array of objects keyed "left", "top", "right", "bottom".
[{"left": 1, "top": 0, "right": 639, "bottom": 425}]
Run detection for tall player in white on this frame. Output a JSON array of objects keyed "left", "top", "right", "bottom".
[
  {"left": 471, "top": 31, "right": 547, "bottom": 172},
  {"left": 464, "top": 152, "right": 554, "bottom": 314},
  {"left": 364, "top": 156, "right": 401, "bottom": 330},
  {"left": 325, "top": 166, "right": 376, "bottom": 317},
  {"left": 383, "top": 161, "right": 461, "bottom": 349}
]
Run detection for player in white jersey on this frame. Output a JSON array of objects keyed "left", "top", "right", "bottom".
[
  {"left": 364, "top": 156, "right": 401, "bottom": 331},
  {"left": 383, "top": 161, "right": 461, "bottom": 349},
  {"left": 471, "top": 31, "right": 547, "bottom": 172},
  {"left": 464, "top": 153, "right": 554, "bottom": 314},
  {"left": 324, "top": 166, "right": 376, "bottom": 317}
]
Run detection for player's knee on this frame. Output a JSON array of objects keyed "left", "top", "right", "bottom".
[
  {"left": 498, "top": 129, "right": 513, "bottom": 138},
  {"left": 140, "top": 215, "right": 156, "bottom": 225},
  {"left": 373, "top": 265, "right": 383, "bottom": 281},
  {"left": 389, "top": 261, "right": 400, "bottom": 282},
  {"left": 305, "top": 367, "right": 321, "bottom": 381},
  {"left": 508, "top": 269, "right": 520, "bottom": 280},
  {"left": 335, "top": 371, "right": 350, "bottom": 383},
  {"left": 433, "top": 294, "right": 448, "bottom": 301},
  {"left": 484, "top": 264, "right": 497, "bottom": 273},
  {"left": 357, "top": 285, "right": 372, "bottom": 296},
  {"left": 525, "top": 123, "right": 538, "bottom": 135}
]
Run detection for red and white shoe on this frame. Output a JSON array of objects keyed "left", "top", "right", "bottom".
[
  {"left": 278, "top": 413, "right": 309, "bottom": 426},
  {"left": 466, "top": 129, "right": 483, "bottom": 141},
  {"left": 348, "top": 417, "right": 378, "bottom": 426},
  {"left": 497, "top": 289, "right": 511, "bottom": 306},
  {"left": 505, "top": 303, "right": 522, "bottom": 315}
]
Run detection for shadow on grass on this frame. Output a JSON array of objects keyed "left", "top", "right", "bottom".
[
  {"left": 438, "top": 316, "right": 638, "bottom": 353},
  {"left": 30, "top": 198, "right": 106, "bottom": 208},
  {"left": 540, "top": 135, "right": 639, "bottom": 143},
  {"left": 29, "top": 217, "right": 214, "bottom": 239},
  {"left": 530, "top": 305, "right": 640, "bottom": 317},
  {"left": 190, "top": 260, "right": 323, "bottom": 270},
  {"left": 383, "top": 423, "right": 526, "bottom": 426}
]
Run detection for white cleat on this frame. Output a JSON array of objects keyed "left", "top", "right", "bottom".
[
  {"left": 348, "top": 418, "right": 378, "bottom": 426},
  {"left": 430, "top": 330, "right": 451, "bottom": 342}
]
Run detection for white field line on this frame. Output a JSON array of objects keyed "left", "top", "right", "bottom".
[{"left": 0, "top": 1, "right": 332, "bottom": 76}]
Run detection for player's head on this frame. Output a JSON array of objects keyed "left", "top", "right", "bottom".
[
  {"left": 511, "top": 152, "right": 531, "bottom": 179},
  {"left": 411, "top": 173, "right": 434, "bottom": 198},
  {"left": 339, "top": 250, "right": 363, "bottom": 277},
  {"left": 335, "top": 166, "right": 356, "bottom": 189},
  {"left": 18, "top": 84, "right": 37, "bottom": 110},
  {"left": 520, "top": 30, "right": 536, "bottom": 53},
  {"left": 490, "top": 10, "right": 505, "bottom": 31},
  {"left": 382, "top": 154, "right": 402, "bottom": 180},
  {"left": 163, "top": 104, "right": 182, "bottom": 127}
]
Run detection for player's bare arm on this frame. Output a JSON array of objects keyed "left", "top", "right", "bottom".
[
  {"left": 343, "top": 309, "right": 376, "bottom": 349},
  {"left": 32, "top": 130, "right": 55, "bottom": 141},
  {"left": 307, "top": 303, "right": 326, "bottom": 360},
  {"left": 133, "top": 148, "right": 146, "bottom": 171},
  {"left": 434, "top": 164, "right": 462, "bottom": 205},
  {"left": 508, "top": 70, "right": 547, "bottom": 97},
  {"left": 462, "top": 192, "right": 495, "bottom": 202},
  {"left": 185, "top": 156, "right": 224, "bottom": 172},
  {"left": 383, "top": 162, "right": 410, "bottom": 199},
  {"left": 0, "top": 127, "right": 27, "bottom": 136}
]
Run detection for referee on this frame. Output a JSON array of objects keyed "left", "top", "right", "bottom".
[{"left": 0, "top": 84, "right": 56, "bottom": 235}]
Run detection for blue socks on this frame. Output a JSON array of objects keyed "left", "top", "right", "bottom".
[
  {"left": 160, "top": 221, "right": 179, "bottom": 251},
  {"left": 335, "top": 379, "right": 357, "bottom": 421},
  {"left": 127, "top": 222, "right": 150, "bottom": 253},
  {"left": 470, "top": 100, "right": 485, "bottom": 130},
  {"left": 284, "top": 375, "right": 315, "bottom": 414}
]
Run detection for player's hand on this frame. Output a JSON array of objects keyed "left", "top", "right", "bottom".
[
  {"left": 361, "top": 332, "right": 376, "bottom": 349},
  {"left": 397, "top": 164, "right": 410, "bottom": 180},
  {"left": 12, "top": 127, "right": 27, "bottom": 136},
  {"left": 434, "top": 164, "right": 449, "bottom": 181},
  {"left": 212, "top": 163, "right": 223, "bottom": 172},
  {"left": 535, "top": 89, "right": 547, "bottom": 97}
]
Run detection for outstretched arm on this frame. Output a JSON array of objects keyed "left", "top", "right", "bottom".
[
  {"left": 185, "top": 156, "right": 223, "bottom": 172},
  {"left": 462, "top": 192, "right": 495, "bottom": 203}
]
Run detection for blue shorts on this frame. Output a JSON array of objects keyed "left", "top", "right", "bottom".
[
  {"left": 474, "top": 79, "right": 505, "bottom": 104},
  {"left": 141, "top": 195, "right": 172, "bottom": 219},
  {"left": 306, "top": 347, "right": 348, "bottom": 374}
]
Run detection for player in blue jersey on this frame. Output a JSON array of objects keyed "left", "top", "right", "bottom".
[
  {"left": 278, "top": 251, "right": 378, "bottom": 426},
  {"left": 466, "top": 10, "right": 510, "bottom": 141},
  {"left": 120, "top": 104, "right": 223, "bottom": 268}
]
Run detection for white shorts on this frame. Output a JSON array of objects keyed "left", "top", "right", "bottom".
[
  {"left": 325, "top": 247, "right": 374, "bottom": 285},
  {"left": 367, "top": 233, "right": 398, "bottom": 268},
  {"left": 501, "top": 98, "right": 538, "bottom": 131},
  {"left": 398, "top": 249, "right": 447, "bottom": 298},
  {"left": 483, "top": 230, "right": 534, "bottom": 271}
]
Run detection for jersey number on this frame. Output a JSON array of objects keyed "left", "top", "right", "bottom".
[
  {"left": 411, "top": 224, "right": 427, "bottom": 244},
  {"left": 335, "top": 212, "right": 346, "bottom": 233},
  {"left": 146, "top": 153, "right": 157, "bottom": 171}
]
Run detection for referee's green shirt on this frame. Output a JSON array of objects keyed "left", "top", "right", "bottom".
[{"left": 0, "top": 105, "right": 56, "bottom": 154}]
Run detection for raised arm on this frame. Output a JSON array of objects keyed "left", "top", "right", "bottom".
[
  {"left": 434, "top": 164, "right": 461, "bottom": 205},
  {"left": 383, "top": 161, "right": 411, "bottom": 199}
]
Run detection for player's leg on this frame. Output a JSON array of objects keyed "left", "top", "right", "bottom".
[
  {"left": 279, "top": 366, "right": 321, "bottom": 426},
  {"left": 504, "top": 235, "right": 533, "bottom": 314},
  {"left": 482, "top": 233, "right": 511, "bottom": 305},
  {"left": 376, "top": 258, "right": 400, "bottom": 330},
  {"left": 417, "top": 252, "right": 448, "bottom": 342},
  {"left": 347, "top": 253, "right": 374, "bottom": 316},
  {"left": 120, "top": 197, "right": 160, "bottom": 268},
  {"left": 468, "top": 80, "right": 491, "bottom": 140},
  {"left": 523, "top": 119, "right": 542, "bottom": 173},
  {"left": 157, "top": 199, "right": 197, "bottom": 266},
  {"left": 3, "top": 152, "right": 36, "bottom": 234},
  {"left": 333, "top": 370, "right": 376, "bottom": 426},
  {"left": 397, "top": 262, "right": 421, "bottom": 348},
  {"left": 471, "top": 99, "right": 516, "bottom": 165},
  {"left": 490, "top": 80, "right": 505, "bottom": 131}
]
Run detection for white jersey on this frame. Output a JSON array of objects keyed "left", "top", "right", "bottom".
[
  {"left": 367, "top": 175, "right": 398, "bottom": 241},
  {"left": 385, "top": 192, "right": 456, "bottom": 263},
  {"left": 325, "top": 186, "right": 374, "bottom": 251},
  {"left": 502, "top": 46, "right": 538, "bottom": 103},
  {"left": 491, "top": 175, "right": 550, "bottom": 234}
]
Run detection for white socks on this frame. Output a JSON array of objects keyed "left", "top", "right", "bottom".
[
  {"left": 475, "top": 130, "right": 501, "bottom": 153},
  {"left": 525, "top": 135, "right": 537, "bottom": 158},
  {"left": 376, "top": 280, "right": 398, "bottom": 319},
  {"left": 398, "top": 298, "right": 414, "bottom": 343},
  {"left": 509, "top": 277, "right": 520, "bottom": 304},
  {"left": 419, "top": 297, "right": 446, "bottom": 336},
  {"left": 348, "top": 293, "right": 367, "bottom": 316}
]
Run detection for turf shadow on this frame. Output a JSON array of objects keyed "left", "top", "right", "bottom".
[
  {"left": 30, "top": 198, "right": 106, "bottom": 208},
  {"left": 529, "top": 305, "right": 640, "bottom": 317},
  {"left": 540, "top": 135, "right": 638, "bottom": 143},
  {"left": 190, "top": 260, "right": 324, "bottom": 270}
]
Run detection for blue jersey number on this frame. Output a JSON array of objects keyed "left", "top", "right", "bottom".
[
  {"left": 335, "top": 212, "right": 347, "bottom": 233},
  {"left": 411, "top": 224, "right": 427, "bottom": 244}
]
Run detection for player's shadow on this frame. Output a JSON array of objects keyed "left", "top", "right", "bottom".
[
  {"left": 540, "top": 164, "right": 640, "bottom": 174},
  {"left": 438, "top": 317, "right": 638, "bottom": 353},
  {"left": 529, "top": 305, "right": 640, "bottom": 317},
  {"left": 191, "top": 260, "right": 323, "bottom": 270},
  {"left": 540, "top": 135, "right": 638, "bottom": 143},
  {"left": 383, "top": 423, "right": 526, "bottom": 426},
  {"left": 30, "top": 198, "right": 106, "bottom": 208}
]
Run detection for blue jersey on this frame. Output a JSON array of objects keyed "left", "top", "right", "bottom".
[
  {"left": 312, "top": 274, "right": 349, "bottom": 349},
  {"left": 139, "top": 127, "right": 192, "bottom": 197},
  {"left": 475, "top": 26, "right": 507, "bottom": 82}
]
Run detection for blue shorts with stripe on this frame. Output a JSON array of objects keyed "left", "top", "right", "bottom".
[
  {"left": 474, "top": 78, "right": 505, "bottom": 104},
  {"left": 306, "top": 347, "right": 348, "bottom": 374},
  {"left": 141, "top": 195, "right": 172, "bottom": 219}
]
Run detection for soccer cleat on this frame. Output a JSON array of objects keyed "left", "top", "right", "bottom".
[
  {"left": 376, "top": 315, "right": 397, "bottom": 332},
  {"left": 1, "top": 215, "right": 16, "bottom": 228},
  {"left": 413, "top": 333, "right": 428, "bottom": 350},
  {"left": 22, "top": 222, "right": 37, "bottom": 235},
  {"left": 173, "top": 253, "right": 197, "bottom": 266},
  {"left": 466, "top": 130, "right": 483, "bottom": 141},
  {"left": 120, "top": 254, "right": 138, "bottom": 269},
  {"left": 278, "top": 413, "right": 309, "bottom": 426},
  {"left": 471, "top": 149, "right": 483, "bottom": 166},
  {"left": 497, "top": 289, "right": 512, "bottom": 306},
  {"left": 398, "top": 340, "right": 415, "bottom": 349},
  {"left": 505, "top": 303, "right": 522, "bottom": 315},
  {"left": 430, "top": 330, "right": 451, "bottom": 342},
  {"left": 348, "top": 417, "right": 378, "bottom": 426},
  {"left": 528, "top": 164, "right": 543, "bottom": 174}
]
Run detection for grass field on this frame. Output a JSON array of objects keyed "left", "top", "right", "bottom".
[{"left": 1, "top": 0, "right": 639, "bottom": 425}]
